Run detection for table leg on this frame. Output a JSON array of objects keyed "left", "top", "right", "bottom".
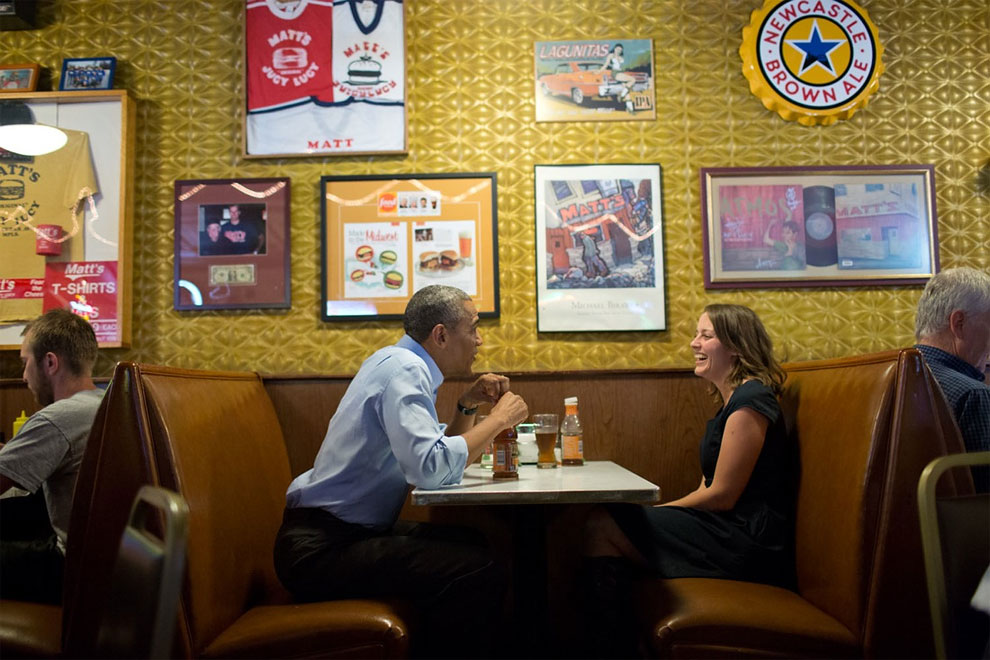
[{"left": 512, "top": 504, "right": 549, "bottom": 654}]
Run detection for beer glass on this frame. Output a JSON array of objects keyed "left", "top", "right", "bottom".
[{"left": 532, "top": 414, "right": 559, "bottom": 468}]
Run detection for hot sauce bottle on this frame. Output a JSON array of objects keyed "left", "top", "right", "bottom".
[
  {"left": 492, "top": 426, "right": 519, "bottom": 479},
  {"left": 561, "top": 396, "right": 584, "bottom": 465}
]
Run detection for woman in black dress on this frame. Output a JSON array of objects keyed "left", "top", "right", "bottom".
[{"left": 580, "top": 303, "right": 796, "bottom": 656}]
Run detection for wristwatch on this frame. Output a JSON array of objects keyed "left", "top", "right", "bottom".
[{"left": 457, "top": 401, "right": 479, "bottom": 415}]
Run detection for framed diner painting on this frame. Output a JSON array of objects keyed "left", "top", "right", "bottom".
[
  {"left": 321, "top": 172, "right": 499, "bottom": 321},
  {"left": 173, "top": 178, "right": 291, "bottom": 310},
  {"left": 535, "top": 163, "right": 666, "bottom": 333},
  {"left": 243, "top": 0, "right": 406, "bottom": 157},
  {"left": 701, "top": 165, "right": 939, "bottom": 288}
]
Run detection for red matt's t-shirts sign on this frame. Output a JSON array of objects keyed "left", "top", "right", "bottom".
[{"left": 44, "top": 261, "right": 119, "bottom": 343}]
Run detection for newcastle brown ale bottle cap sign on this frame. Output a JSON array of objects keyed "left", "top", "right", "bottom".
[{"left": 739, "top": 0, "right": 884, "bottom": 126}]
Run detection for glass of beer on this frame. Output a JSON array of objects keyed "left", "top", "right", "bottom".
[{"left": 532, "top": 414, "right": 559, "bottom": 469}]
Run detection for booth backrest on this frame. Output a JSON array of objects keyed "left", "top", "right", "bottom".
[
  {"left": 780, "top": 348, "right": 971, "bottom": 658},
  {"left": 62, "top": 366, "right": 161, "bottom": 657},
  {"left": 132, "top": 363, "right": 294, "bottom": 656}
]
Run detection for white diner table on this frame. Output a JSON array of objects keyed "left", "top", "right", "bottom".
[
  {"left": 412, "top": 460, "right": 659, "bottom": 655},
  {"left": 412, "top": 460, "right": 661, "bottom": 506}
]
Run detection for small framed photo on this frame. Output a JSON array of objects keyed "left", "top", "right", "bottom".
[
  {"left": 59, "top": 57, "right": 116, "bottom": 91},
  {"left": 701, "top": 165, "right": 939, "bottom": 288},
  {"left": 535, "top": 163, "right": 666, "bottom": 332},
  {"left": 320, "top": 173, "right": 499, "bottom": 321},
  {"left": 174, "top": 178, "right": 291, "bottom": 310},
  {"left": 0, "top": 63, "right": 40, "bottom": 92}
]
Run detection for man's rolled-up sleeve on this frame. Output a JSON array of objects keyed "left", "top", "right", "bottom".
[{"left": 380, "top": 364, "right": 468, "bottom": 488}]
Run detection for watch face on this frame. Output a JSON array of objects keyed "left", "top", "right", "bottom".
[{"left": 805, "top": 212, "right": 835, "bottom": 240}]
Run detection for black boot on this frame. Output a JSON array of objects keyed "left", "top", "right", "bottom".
[{"left": 578, "top": 556, "right": 639, "bottom": 659}]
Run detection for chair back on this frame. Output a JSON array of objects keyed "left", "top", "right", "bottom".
[
  {"left": 918, "top": 451, "right": 990, "bottom": 659},
  {"left": 96, "top": 485, "right": 189, "bottom": 659}
]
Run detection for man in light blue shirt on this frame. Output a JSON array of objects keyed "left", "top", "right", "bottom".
[{"left": 274, "top": 285, "right": 528, "bottom": 658}]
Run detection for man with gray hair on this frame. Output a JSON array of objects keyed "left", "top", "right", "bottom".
[
  {"left": 914, "top": 266, "right": 990, "bottom": 491},
  {"left": 275, "top": 285, "right": 528, "bottom": 657},
  {"left": 1, "top": 309, "right": 104, "bottom": 603}
]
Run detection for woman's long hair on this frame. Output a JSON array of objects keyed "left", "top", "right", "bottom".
[{"left": 705, "top": 303, "right": 785, "bottom": 396}]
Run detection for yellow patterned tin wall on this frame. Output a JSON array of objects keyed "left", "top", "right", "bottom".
[{"left": 1, "top": 0, "right": 987, "bottom": 378}]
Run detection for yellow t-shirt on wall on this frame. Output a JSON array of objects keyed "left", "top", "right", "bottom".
[{"left": 0, "top": 127, "right": 98, "bottom": 322}]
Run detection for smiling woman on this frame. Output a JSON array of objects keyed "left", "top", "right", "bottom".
[{"left": 578, "top": 303, "right": 794, "bottom": 657}]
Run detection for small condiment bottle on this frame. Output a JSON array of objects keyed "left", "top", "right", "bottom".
[
  {"left": 12, "top": 410, "right": 29, "bottom": 438},
  {"left": 492, "top": 426, "right": 519, "bottom": 479},
  {"left": 561, "top": 396, "right": 584, "bottom": 465}
]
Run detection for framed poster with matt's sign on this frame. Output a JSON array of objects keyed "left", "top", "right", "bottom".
[
  {"left": 535, "top": 163, "right": 666, "bottom": 333},
  {"left": 243, "top": 0, "right": 406, "bottom": 157}
]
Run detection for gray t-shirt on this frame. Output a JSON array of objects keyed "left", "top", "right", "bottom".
[{"left": 0, "top": 388, "right": 104, "bottom": 550}]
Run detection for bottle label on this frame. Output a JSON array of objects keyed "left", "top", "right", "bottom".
[
  {"left": 562, "top": 435, "right": 583, "bottom": 459},
  {"left": 495, "top": 445, "right": 516, "bottom": 473}
]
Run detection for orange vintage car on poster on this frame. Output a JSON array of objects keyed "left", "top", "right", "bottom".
[{"left": 534, "top": 39, "right": 655, "bottom": 122}]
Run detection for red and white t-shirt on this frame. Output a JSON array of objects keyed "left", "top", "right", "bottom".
[
  {"left": 245, "top": 0, "right": 406, "bottom": 155},
  {"left": 246, "top": 0, "right": 336, "bottom": 112}
]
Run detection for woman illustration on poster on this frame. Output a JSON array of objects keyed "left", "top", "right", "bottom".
[
  {"left": 599, "top": 43, "right": 636, "bottom": 113},
  {"left": 763, "top": 218, "right": 805, "bottom": 270}
]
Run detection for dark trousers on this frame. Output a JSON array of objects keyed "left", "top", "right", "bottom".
[
  {"left": 0, "top": 492, "right": 64, "bottom": 604},
  {"left": 274, "top": 507, "right": 506, "bottom": 658}
]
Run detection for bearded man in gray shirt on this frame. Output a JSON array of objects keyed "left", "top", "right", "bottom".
[{"left": 0, "top": 309, "right": 103, "bottom": 603}]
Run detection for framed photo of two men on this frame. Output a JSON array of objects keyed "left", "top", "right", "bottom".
[{"left": 173, "top": 178, "right": 291, "bottom": 311}]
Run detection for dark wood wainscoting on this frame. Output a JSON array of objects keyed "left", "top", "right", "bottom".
[{"left": 261, "top": 368, "right": 716, "bottom": 503}]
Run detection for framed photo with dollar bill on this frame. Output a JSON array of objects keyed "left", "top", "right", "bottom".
[
  {"left": 700, "top": 165, "right": 939, "bottom": 288},
  {"left": 173, "top": 177, "right": 291, "bottom": 310}
]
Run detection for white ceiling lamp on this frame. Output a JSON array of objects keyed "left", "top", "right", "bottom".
[{"left": 0, "top": 101, "right": 68, "bottom": 156}]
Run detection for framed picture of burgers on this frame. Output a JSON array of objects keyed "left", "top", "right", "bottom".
[
  {"left": 320, "top": 173, "right": 499, "bottom": 321},
  {"left": 173, "top": 178, "right": 291, "bottom": 311}
]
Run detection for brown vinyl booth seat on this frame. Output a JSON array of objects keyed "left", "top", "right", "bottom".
[
  {"left": 0, "top": 361, "right": 410, "bottom": 660},
  {"left": 635, "top": 348, "right": 973, "bottom": 659},
  {"left": 115, "top": 362, "right": 411, "bottom": 659}
]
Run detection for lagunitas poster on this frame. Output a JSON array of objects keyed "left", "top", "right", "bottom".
[
  {"left": 534, "top": 38, "right": 656, "bottom": 122},
  {"left": 43, "top": 261, "right": 119, "bottom": 343}
]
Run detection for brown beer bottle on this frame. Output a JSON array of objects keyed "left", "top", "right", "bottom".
[{"left": 492, "top": 427, "right": 519, "bottom": 479}]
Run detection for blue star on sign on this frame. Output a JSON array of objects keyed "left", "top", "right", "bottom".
[{"left": 786, "top": 20, "right": 843, "bottom": 76}]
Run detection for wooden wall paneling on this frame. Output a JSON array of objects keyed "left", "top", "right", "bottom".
[
  {"left": 263, "top": 369, "right": 714, "bottom": 502},
  {"left": 1, "top": 379, "right": 40, "bottom": 444},
  {"left": 261, "top": 376, "right": 352, "bottom": 477},
  {"left": 437, "top": 370, "right": 714, "bottom": 501},
  {"left": 2, "top": 377, "right": 110, "bottom": 444}
]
